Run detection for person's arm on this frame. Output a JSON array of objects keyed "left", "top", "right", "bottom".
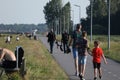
[
  {"left": 87, "top": 48, "right": 92, "bottom": 56},
  {"left": 46, "top": 32, "right": 49, "bottom": 37},
  {"left": 0, "top": 49, "right": 5, "bottom": 61},
  {"left": 102, "top": 53, "right": 107, "bottom": 64}
]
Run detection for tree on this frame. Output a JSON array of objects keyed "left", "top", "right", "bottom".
[
  {"left": 85, "top": 0, "right": 120, "bottom": 35},
  {"left": 43, "top": 0, "right": 62, "bottom": 32},
  {"left": 86, "top": 0, "right": 107, "bottom": 20},
  {"left": 61, "top": 2, "right": 71, "bottom": 33},
  {"left": 44, "top": 0, "right": 71, "bottom": 34}
]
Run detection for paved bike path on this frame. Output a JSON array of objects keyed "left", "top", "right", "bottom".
[{"left": 40, "top": 37, "right": 120, "bottom": 80}]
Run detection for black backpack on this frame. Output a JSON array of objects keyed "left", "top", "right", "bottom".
[
  {"left": 62, "top": 33, "right": 69, "bottom": 42},
  {"left": 48, "top": 32, "right": 55, "bottom": 42}
]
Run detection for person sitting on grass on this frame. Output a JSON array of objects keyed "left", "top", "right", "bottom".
[{"left": 0, "top": 48, "right": 16, "bottom": 69}]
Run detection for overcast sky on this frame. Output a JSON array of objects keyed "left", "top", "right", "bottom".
[{"left": 0, "top": 0, "right": 89, "bottom": 24}]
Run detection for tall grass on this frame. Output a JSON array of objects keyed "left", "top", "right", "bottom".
[
  {"left": 88, "top": 35, "right": 120, "bottom": 62},
  {"left": 0, "top": 34, "right": 68, "bottom": 80}
]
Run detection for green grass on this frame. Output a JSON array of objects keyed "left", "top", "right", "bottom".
[
  {"left": 0, "top": 34, "right": 68, "bottom": 80},
  {"left": 88, "top": 35, "right": 120, "bottom": 62}
]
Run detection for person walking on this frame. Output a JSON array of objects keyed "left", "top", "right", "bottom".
[
  {"left": 61, "top": 30, "right": 69, "bottom": 53},
  {"left": 91, "top": 40, "right": 107, "bottom": 80},
  {"left": 47, "top": 29, "right": 56, "bottom": 54},
  {"left": 78, "top": 31, "right": 89, "bottom": 80},
  {"left": 69, "top": 24, "right": 82, "bottom": 76}
]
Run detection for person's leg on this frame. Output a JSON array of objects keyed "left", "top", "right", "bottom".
[
  {"left": 78, "top": 56, "right": 82, "bottom": 79},
  {"left": 63, "top": 43, "right": 66, "bottom": 53},
  {"left": 79, "top": 56, "right": 87, "bottom": 80},
  {"left": 98, "top": 68, "right": 102, "bottom": 79},
  {"left": 72, "top": 48, "right": 79, "bottom": 76},
  {"left": 94, "top": 68, "right": 97, "bottom": 80},
  {"left": 65, "top": 43, "right": 67, "bottom": 53},
  {"left": 66, "top": 42, "right": 70, "bottom": 53},
  {"left": 93, "top": 62, "right": 98, "bottom": 80},
  {"left": 98, "top": 63, "right": 102, "bottom": 79},
  {"left": 50, "top": 42, "right": 54, "bottom": 53},
  {"left": 2, "top": 60, "right": 16, "bottom": 68},
  {"left": 75, "top": 56, "right": 79, "bottom": 76},
  {"left": 49, "top": 42, "right": 52, "bottom": 53},
  {"left": 51, "top": 42, "right": 54, "bottom": 53},
  {"left": 81, "top": 56, "right": 87, "bottom": 77}
]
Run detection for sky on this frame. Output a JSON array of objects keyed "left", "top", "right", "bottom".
[{"left": 0, "top": 0, "right": 90, "bottom": 24}]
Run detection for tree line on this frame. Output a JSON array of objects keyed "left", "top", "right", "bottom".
[
  {"left": 43, "top": 0, "right": 72, "bottom": 34},
  {"left": 81, "top": 0, "right": 120, "bottom": 35},
  {"left": 44, "top": 0, "right": 120, "bottom": 35},
  {"left": 0, "top": 24, "right": 47, "bottom": 34}
]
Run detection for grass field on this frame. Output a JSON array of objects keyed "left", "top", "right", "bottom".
[{"left": 0, "top": 34, "right": 68, "bottom": 80}]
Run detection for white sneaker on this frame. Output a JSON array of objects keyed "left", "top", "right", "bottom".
[
  {"left": 75, "top": 72, "right": 79, "bottom": 76},
  {"left": 82, "top": 78, "right": 85, "bottom": 80},
  {"left": 76, "top": 73, "right": 79, "bottom": 77}
]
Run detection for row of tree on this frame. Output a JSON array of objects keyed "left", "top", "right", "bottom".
[
  {"left": 44, "top": 0, "right": 120, "bottom": 35},
  {"left": 0, "top": 24, "right": 47, "bottom": 34},
  {"left": 81, "top": 0, "right": 120, "bottom": 35},
  {"left": 43, "top": 0, "right": 72, "bottom": 34}
]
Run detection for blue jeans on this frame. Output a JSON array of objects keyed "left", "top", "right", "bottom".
[
  {"left": 72, "top": 47, "right": 78, "bottom": 59},
  {"left": 78, "top": 56, "right": 87, "bottom": 65}
]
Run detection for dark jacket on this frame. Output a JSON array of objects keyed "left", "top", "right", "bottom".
[{"left": 47, "top": 31, "right": 56, "bottom": 42}]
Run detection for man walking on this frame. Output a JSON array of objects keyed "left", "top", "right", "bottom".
[
  {"left": 69, "top": 24, "right": 82, "bottom": 76},
  {"left": 47, "top": 29, "right": 56, "bottom": 54},
  {"left": 61, "top": 30, "right": 69, "bottom": 53}
]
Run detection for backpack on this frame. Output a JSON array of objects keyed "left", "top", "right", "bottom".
[
  {"left": 48, "top": 32, "right": 55, "bottom": 42},
  {"left": 62, "top": 33, "right": 69, "bottom": 42}
]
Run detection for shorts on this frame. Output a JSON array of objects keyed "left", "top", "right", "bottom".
[
  {"left": 79, "top": 56, "right": 87, "bottom": 64},
  {"left": 72, "top": 48, "right": 78, "bottom": 59},
  {"left": 2, "top": 60, "right": 16, "bottom": 69},
  {"left": 93, "top": 62, "right": 101, "bottom": 69}
]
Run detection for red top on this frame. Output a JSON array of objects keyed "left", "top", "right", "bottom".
[{"left": 92, "top": 47, "right": 103, "bottom": 63}]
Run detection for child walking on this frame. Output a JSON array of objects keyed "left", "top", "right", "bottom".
[
  {"left": 78, "top": 31, "right": 89, "bottom": 80},
  {"left": 91, "top": 40, "right": 107, "bottom": 80}
]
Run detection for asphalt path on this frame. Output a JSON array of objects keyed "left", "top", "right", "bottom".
[{"left": 39, "top": 37, "right": 120, "bottom": 80}]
